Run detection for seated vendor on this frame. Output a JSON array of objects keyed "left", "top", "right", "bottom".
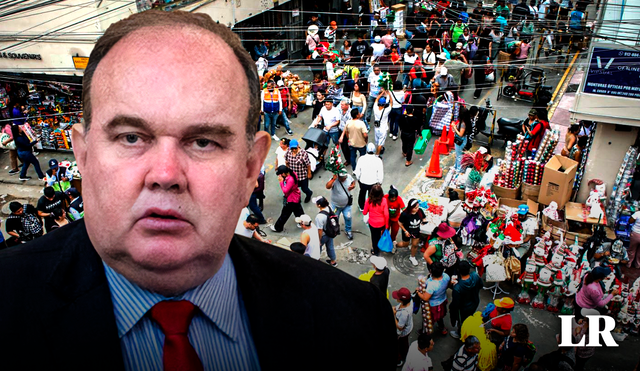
[
  {"left": 486, "top": 297, "right": 514, "bottom": 347},
  {"left": 516, "top": 204, "right": 538, "bottom": 258},
  {"left": 593, "top": 239, "right": 629, "bottom": 279}
]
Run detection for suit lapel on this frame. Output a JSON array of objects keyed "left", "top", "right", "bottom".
[{"left": 40, "top": 220, "right": 124, "bottom": 370}]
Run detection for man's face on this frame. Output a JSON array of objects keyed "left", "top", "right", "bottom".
[
  {"left": 373, "top": 68, "right": 380, "bottom": 75},
  {"left": 324, "top": 101, "right": 333, "bottom": 110},
  {"left": 14, "top": 207, "right": 23, "bottom": 216},
  {"left": 467, "top": 343, "right": 481, "bottom": 354},
  {"left": 341, "top": 102, "right": 349, "bottom": 111},
  {"left": 72, "top": 26, "right": 269, "bottom": 296}
]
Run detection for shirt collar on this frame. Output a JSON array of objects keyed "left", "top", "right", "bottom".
[{"left": 103, "top": 254, "right": 242, "bottom": 341}]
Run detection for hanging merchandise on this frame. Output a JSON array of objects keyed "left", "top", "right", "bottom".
[
  {"left": 606, "top": 146, "right": 639, "bottom": 226},
  {"left": 533, "top": 126, "right": 561, "bottom": 164},
  {"left": 418, "top": 275, "right": 434, "bottom": 335},
  {"left": 573, "top": 123, "right": 597, "bottom": 193}
]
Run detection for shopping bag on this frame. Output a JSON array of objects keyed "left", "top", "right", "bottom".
[
  {"left": 305, "top": 93, "right": 314, "bottom": 106},
  {"left": 413, "top": 129, "right": 432, "bottom": 155},
  {"left": 378, "top": 229, "right": 394, "bottom": 253}
]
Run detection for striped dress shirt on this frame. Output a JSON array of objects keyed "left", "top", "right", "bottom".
[{"left": 103, "top": 255, "right": 261, "bottom": 371}]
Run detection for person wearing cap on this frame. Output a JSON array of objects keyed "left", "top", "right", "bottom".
[
  {"left": 398, "top": 199, "right": 428, "bottom": 266},
  {"left": 487, "top": 297, "right": 515, "bottom": 346},
  {"left": 402, "top": 46, "right": 419, "bottom": 88},
  {"left": 313, "top": 196, "right": 338, "bottom": 267},
  {"left": 324, "top": 21, "right": 338, "bottom": 48},
  {"left": 416, "top": 261, "right": 452, "bottom": 335},
  {"left": 449, "top": 260, "right": 483, "bottom": 339},
  {"left": 403, "top": 332, "right": 435, "bottom": 371},
  {"left": 366, "top": 65, "right": 382, "bottom": 123},
  {"left": 276, "top": 80, "right": 294, "bottom": 136},
  {"left": 444, "top": 52, "right": 470, "bottom": 92},
  {"left": 307, "top": 14, "right": 324, "bottom": 28},
  {"left": 433, "top": 66, "right": 457, "bottom": 92},
  {"left": 0, "top": 12, "right": 399, "bottom": 369},
  {"left": 45, "top": 158, "right": 73, "bottom": 192},
  {"left": 369, "top": 255, "right": 390, "bottom": 295},
  {"left": 516, "top": 205, "right": 537, "bottom": 256},
  {"left": 326, "top": 169, "right": 356, "bottom": 240},
  {"left": 285, "top": 139, "right": 314, "bottom": 203},
  {"left": 341, "top": 108, "right": 369, "bottom": 170},
  {"left": 5, "top": 201, "right": 43, "bottom": 246},
  {"left": 575, "top": 266, "right": 615, "bottom": 317},
  {"left": 392, "top": 287, "right": 414, "bottom": 367},
  {"left": 296, "top": 214, "right": 321, "bottom": 260},
  {"left": 364, "top": 184, "right": 390, "bottom": 256},
  {"left": 522, "top": 109, "right": 546, "bottom": 155},
  {"left": 261, "top": 79, "right": 283, "bottom": 141},
  {"left": 424, "top": 222, "right": 458, "bottom": 272},
  {"left": 66, "top": 187, "right": 84, "bottom": 221},
  {"left": 354, "top": 143, "right": 384, "bottom": 210},
  {"left": 37, "top": 186, "right": 69, "bottom": 233},
  {"left": 373, "top": 90, "right": 392, "bottom": 156},
  {"left": 305, "top": 24, "right": 321, "bottom": 59},
  {"left": 372, "top": 35, "right": 385, "bottom": 58},
  {"left": 271, "top": 165, "right": 305, "bottom": 233}
]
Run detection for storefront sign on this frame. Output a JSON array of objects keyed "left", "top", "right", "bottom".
[
  {"left": 292, "top": 9, "right": 299, "bottom": 17},
  {"left": 72, "top": 56, "right": 89, "bottom": 70},
  {"left": 584, "top": 47, "right": 640, "bottom": 99},
  {"left": 0, "top": 52, "right": 41, "bottom": 60}
]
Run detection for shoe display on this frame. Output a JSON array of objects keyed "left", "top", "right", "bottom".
[{"left": 409, "top": 256, "right": 419, "bottom": 266}]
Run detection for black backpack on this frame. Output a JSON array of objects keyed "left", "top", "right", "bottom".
[{"left": 320, "top": 208, "right": 341, "bottom": 238}]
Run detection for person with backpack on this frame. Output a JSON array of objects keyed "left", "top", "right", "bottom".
[
  {"left": 314, "top": 196, "right": 340, "bottom": 267},
  {"left": 498, "top": 323, "right": 535, "bottom": 371}
]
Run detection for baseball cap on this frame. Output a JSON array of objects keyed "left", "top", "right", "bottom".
[
  {"left": 392, "top": 287, "right": 412, "bottom": 301},
  {"left": 65, "top": 187, "right": 80, "bottom": 198},
  {"left": 456, "top": 42, "right": 463, "bottom": 49},
  {"left": 49, "top": 158, "right": 59, "bottom": 169},
  {"left": 312, "top": 196, "right": 326, "bottom": 204},
  {"left": 518, "top": 205, "right": 529, "bottom": 215},
  {"left": 295, "top": 214, "right": 313, "bottom": 226},
  {"left": 378, "top": 97, "right": 387, "bottom": 105},
  {"left": 440, "top": 67, "right": 448, "bottom": 76},
  {"left": 289, "top": 139, "right": 299, "bottom": 148},
  {"left": 528, "top": 109, "right": 537, "bottom": 116},
  {"left": 275, "top": 165, "right": 289, "bottom": 175},
  {"left": 374, "top": 35, "right": 381, "bottom": 42},
  {"left": 366, "top": 142, "right": 376, "bottom": 153},
  {"left": 437, "top": 52, "right": 447, "bottom": 60},
  {"left": 330, "top": 20, "right": 337, "bottom": 26},
  {"left": 591, "top": 266, "right": 611, "bottom": 280},
  {"left": 370, "top": 255, "right": 387, "bottom": 270},
  {"left": 494, "top": 297, "right": 515, "bottom": 309}
]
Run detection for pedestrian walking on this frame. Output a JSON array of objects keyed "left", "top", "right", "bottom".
[
  {"left": 340, "top": 108, "right": 369, "bottom": 170},
  {"left": 248, "top": 171, "right": 267, "bottom": 224},
  {"left": 373, "top": 91, "right": 392, "bottom": 156},
  {"left": 313, "top": 196, "right": 338, "bottom": 267},
  {"left": 284, "top": 139, "right": 314, "bottom": 203},
  {"left": 449, "top": 260, "right": 483, "bottom": 339},
  {"left": 450, "top": 336, "right": 481, "bottom": 371},
  {"left": 270, "top": 165, "right": 304, "bottom": 232},
  {"left": 497, "top": 323, "right": 532, "bottom": 371},
  {"left": 11, "top": 124, "right": 44, "bottom": 181},
  {"left": 325, "top": 169, "right": 356, "bottom": 240},
  {"left": 384, "top": 186, "right": 405, "bottom": 244},
  {"left": 369, "top": 255, "right": 390, "bottom": 295},
  {"left": 261, "top": 80, "right": 282, "bottom": 140},
  {"left": 399, "top": 105, "right": 423, "bottom": 167},
  {"left": 416, "top": 261, "right": 452, "bottom": 335},
  {"left": 363, "top": 183, "right": 389, "bottom": 256},
  {"left": 354, "top": 143, "right": 384, "bottom": 210},
  {"left": 276, "top": 80, "right": 294, "bottom": 135},
  {"left": 398, "top": 199, "right": 428, "bottom": 266},
  {"left": 393, "top": 287, "right": 414, "bottom": 367},
  {"left": 402, "top": 333, "right": 435, "bottom": 371},
  {"left": 451, "top": 116, "right": 467, "bottom": 172},
  {"left": 424, "top": 223, "right": 458, "bottom": 273},
  {"left": 296, "top": 214, "right": 321, "bottom": 260},
  {"left": 388, "top": 81, "right": 405, "bottom": 140}
]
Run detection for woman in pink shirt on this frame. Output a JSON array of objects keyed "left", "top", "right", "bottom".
[
  {"left": 271, "top": 165, "right": 304, "bottom": 233},
  {"left": 575, "top": 266, "right": 614, "bottom": 318},
  {"left": 364, "top": 183, "right": 389, "bottom": 256},
  {"left": 515, "top": 39, "right": 531, "bottom": 64}
]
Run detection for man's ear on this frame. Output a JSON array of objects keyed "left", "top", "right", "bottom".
[
  {"left": 246, "top": 131, "right": 271, "bottom": 181},
  {"left": 71, "top": 124, "right": 87, "bottom": 174}
]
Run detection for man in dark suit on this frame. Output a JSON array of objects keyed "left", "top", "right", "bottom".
[{"left": 0, "top": 10, "right": 396, "bottom": 371}]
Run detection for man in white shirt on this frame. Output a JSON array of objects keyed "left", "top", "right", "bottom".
[
  {"left": 354, "top": 143, "right": 384, "bottom": 210},
  {"left": 366, "top": 66, "right": 382, "bottom": 123},
  {"left": 372, "top": 35, "right": 385, "bottom": 58},
  {"left": 235, "top": 210, "right": 271, "bottom": 243},
  {"left": 275, "top": 137, "right": 289, "bottom": 169},
  {"left": 373, "top": 91, "right": 392, "bottom": 156},
  {"left": 402, "top": 333, "right": 434, "bottom": 371},
  {"left": 296, "top": 214, "right": 321, "bottom": 259},
  {"left": 313, "top": 99, "right": 343, "bottom": 147}
]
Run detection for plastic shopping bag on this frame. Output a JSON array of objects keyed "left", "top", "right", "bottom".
[{"left": 378, "top": 229, "right": 393, "bottom": 253}]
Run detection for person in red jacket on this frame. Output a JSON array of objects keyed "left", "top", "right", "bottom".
[
  {"left": 409, "top": 59, "right": 428, "bottom": 89},
  {"left": 522, "top": 109, "right": 546, "bottom": 155}
]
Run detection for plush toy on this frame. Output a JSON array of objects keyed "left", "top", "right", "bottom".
[
  {"left": 542, "top": 201, "right": 560, "bottom": 221},
  {"left": 546, "top": 271, "right": 564, "bottom": 313},
  {"left": 533, "top": 245, "right": 548, "bottom": 271},
  {"left": 560, "top": 260, "right": 581, "bottom": 315},
  {"left": 546, "top": 249, "right": 564, "bottom": 273},
  {"left": 517, "top": 256, "right": 538, "bottom": 304},
  {"left": 532, "top": 266, "right": 554, "bottom": 309},
  {"left": 586, "top": 190, "right": 605, "bottom": 220}
]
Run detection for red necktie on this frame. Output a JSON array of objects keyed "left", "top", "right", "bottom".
[{"left": 149, "top": 300, "right": 204, "bottom": 371}]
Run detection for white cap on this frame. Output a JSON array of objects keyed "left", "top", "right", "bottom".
[
  {"left": 437, "top": 52, "right": 447, "bottom": 60},
  {"left": 366, "top": 142, "right": 376, "bottom": 153},
  {"left": 374, "top": 35, "right": 381, "bottom": 42},
  {"left": 307, "top": 25, "right": 319, "bottom": 35},
  {"left": 478, "top": 147, "right": 488, "bottom": 155},
  {"left": 312, "top": 196, "right": 325, "bottom": 204},
  {"left": 370, "top": 256, "right": 387, "bottom": 270},
  {"left": 456, "top": 42, "right": 463, "bottom": 49},
  {"left": 440, "top": 67, "right": 448, "bottom": 76},
  {"left": 277, "top": 80, "right": 284, "bottom": 87},
  {"left": 295, "top": 215, "right": 313, "bottom": 226}
]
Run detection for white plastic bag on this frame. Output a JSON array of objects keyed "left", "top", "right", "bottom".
[
  {"left": 305, "top": 93, "right": 314, "bottom": 106},
  {"left": 485, "top": 71, "right": 495, "bottom": 82}
]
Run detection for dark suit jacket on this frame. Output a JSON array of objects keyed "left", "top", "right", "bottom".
[{"left": 0, "top": 219, "right": 397, "bottom": 370}]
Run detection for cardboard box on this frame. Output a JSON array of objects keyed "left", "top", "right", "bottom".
[
  {"left": 497, "top": 198, "right": 539, "bottom": 217},
  {"left": 565, "top": 202, "right": 607, "bottom": 225},
  {"left": 493, "top": 184, "right": 521, "bottom": 200},
  {"left": 538, "top": 155, "right": 578, "bottom": 208},
  {"left": 391, "top": 4, "right": 406, "bottom": 11},
  {"left": 542, "top": 213, "right": 566, "bottom": 230}
]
